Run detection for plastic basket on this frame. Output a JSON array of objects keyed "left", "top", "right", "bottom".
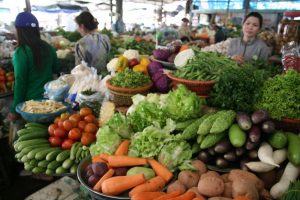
[
  {"left": 106, "top": 79, "right": 152, "bottom": 106},
  {"left": 167, "top": 73, "right": 216, "bottom": 97}
]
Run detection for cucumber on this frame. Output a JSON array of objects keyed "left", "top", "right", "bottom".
[
  {"left": 200, "top": 132, "right": 226, "bottom": 149},
  {"left": 287, "top": 133, "right": 300, "bottom": 166},
  {"left": 70, "top": 163, "right": 78, "bottom": 174},
  {"left": 228, "top": 124, "right": 247, "bottom": 148},
  {"left": 15, "top": 152, "right": 24, "bottom": 160},
  {"left": 62, "top": 158, "right": 74, "bottom": 169},
  {"left": 38, "top": 160, "right": 50, "bottom": 168},
  {"left": 35, "top": 148, "right": 59, "bottom": 160},
  {"left": 15, "top": 138, "right": 48, "bottom": 151},
  {"left": 47, "top": 160, "right": 61, "bottom": 170},
  {"left": 21, "top": 155, "right": 29, "bottom": 163},
  {"left": 24, "top": 163, "right": 35, "bottom": 171},
  {"left": 27, "top": 147, "right": 51, "bottom": 159},
  {"left": 45, "top": 168, "right": 54, "bottom": 175},
  {"left": 46, "top": 149, "right": 62, "bottom": 161},
  {"left": 32, "top": 166, "right": 45, "bottom": 174},
  {"left": 25, "top": 122, "right": 48, "bottom": 129},
  {"left": 17, "top": 128, "right": 31, "bottom": 137},
  {"left": 18, "top": 130, "right": 48, "bottom": 141},
  {"left": 21, "top": 144, "right": 50, "bottom": 154},
  {"left": 56, "top": 150, "right": 70, "bottom": 162},
  {"left": 70, "top": 142, "right": 80, "bottom": 160},
  {"left": 55, "top": 166, "right": 68, "bottom": 174},
  {"left": 29, "top": 159, "right": 39, "bottom": 166}
]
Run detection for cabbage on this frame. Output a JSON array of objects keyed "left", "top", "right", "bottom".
[
  {"left": 153, "top": 49, "right": 170, "bottom": 61},
  {"left": 148, "top": 61, "right": 163, "bottom": 76},
  {"left": 106, "top": 113, "right": 133, "bottom": 139},
  {"left": 151, "top": 72, "right": 171, "bottom": 93},
  {"left": 158, "top": 140, "right": 193, "bottom": 171}
]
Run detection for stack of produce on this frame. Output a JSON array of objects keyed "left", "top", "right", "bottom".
[{"left": 0, "top": 64, "right": 14, "bottom": 94}]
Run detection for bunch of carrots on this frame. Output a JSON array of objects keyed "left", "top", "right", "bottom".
[{"left": 89, "top": 140, "right": 202, "bottom": 200}]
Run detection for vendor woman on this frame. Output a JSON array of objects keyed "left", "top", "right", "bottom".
[
  {"left": 227, "top": 12, "right": 271, "bottom": 64},
  {"left": 8, "top": 12, "right": 60, "bottom": 121}
]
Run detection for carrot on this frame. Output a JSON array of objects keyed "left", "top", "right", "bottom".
[
  {"left": 101, "top": 173, "right": 146, "bottom": 196},
  {"left": 131, "top": 191, "right": 165, "bottom": 200},
  {"left": 108, "top": 155, "right": 147, "bottom": 167},
  {"left": 148, "top": 159, "right": 173, "bottom": 182},
  {"left": 192, "top": 198, "right": 206, "bottom": 200},
  {"left": 93, "top": 168, "right": 115, "bottom": 192},
  {"left": 97, "top": 153, "right": 109, "bottom": 162},
  {"left": 114, "top": 140, "right": 130, "bottom": 156},
  {"left": 92, "top": 155, "right": 107, "bottom": 163},
  {"left": 129, "top": 176, "right": 166, "bottom": 197},
  {"left": 233, "top": 196, "right": 251, "bottom": 200},
  {"left": 172, "top": 191, "right": 196, "bottom": 200},
  {"left": 153, "top": 191, "right": 181, "bottom": 200}
]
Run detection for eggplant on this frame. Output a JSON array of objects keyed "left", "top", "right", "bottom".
[
  {"left": 251, "top": 109, "right": 269, "bottom": 124},
  {"left": 261, "top": 120, "right": 276, "bottom": 134},
  {"left": 214, "top": 138, "right": 233, "bottom": 154},
  {"left": 245, "top": 139, "right": 259, "bottom": 150},
  {"left": 215, "top": 157, "right": 229, "bottom": 168},
  {"left": 248, "top": 149, "right": 258, "bottom": 159},
  {"left": 240, "top": 158, "right": 250, "bottom": 171},
  {"left": 248, "top": 125, "right": 261, "bottom": 143},
  {"left": 236, "top": 112, "right": 252, "bottom": 131},
  {"left": 224, "top": 151, "right": 238, "bottom": 162},
  {"left": 208, "top": 147, "right": 217, "bottom": 156},
  {"left": 197, "top": 150, "right": 211, "bottom": 163},
  {"left": 167, "top": 53, "right": 177, "bottom": 63},
  {"left": 235, "top": 147, "right": 246, "bottom": 157}
]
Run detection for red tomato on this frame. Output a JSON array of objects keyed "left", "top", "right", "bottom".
[
  {"left": 60, "top": 113, "right": 70, "bottom": 120},
  {"left": 63, "top": 119, "right": 75, "bottom": 131},
  {"left": 81, "top": 132, "right": 95, "bottom": 146},
  {"left": 61, "top": 139, "right": 74, "bottom": 150},
  {"left": 84, "top": 123, "right": 98, "bottom": 133},
  {"left": 48, "top": 124, "right": 57, "bottom": 136},
  {"left": 57, "top": 119, "right": 65, "bottom": 129},
  {"left": 68, "top": 128, "right": 82, "bottom": 141},
  {"left": 53, "top": 127, "right": 67, "bottom": 138},
  {"left": 84, "top": 114, "right": 96, "bottom": 123},
  {"left": 79, "top": 107, "right": 93, "bottom": 117},
  {"left": 78, "top": 120, "right": 86, "bottom": 131},
  {"left": 69, "top": 114, "right": 81, "bottom": 124},
  {"left": 49, "top": 136, "right": 62, "bottom": 147}
]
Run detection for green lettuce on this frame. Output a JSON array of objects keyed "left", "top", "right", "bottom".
[
  {"left": 106, "top": 113, "right": 133, "bottom": 139},
  {"left": 89, "top": 126, "right": 121, "bottom": 156},
  {"left": 163, "top": 84, "right": 205, "bottom": 121}
]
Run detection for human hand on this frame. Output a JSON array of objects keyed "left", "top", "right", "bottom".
[
  {"left": 7, "top": 112, "right": 20, "bottom": 122},
  {"left": 231, "top": 55, "right": 245, "bottom": 64}
]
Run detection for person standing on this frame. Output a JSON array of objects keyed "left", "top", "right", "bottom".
[
  {"left": 227, "top": 12, "right": 271, "bottom": 64},
  {"left": 8, "top": 12, "right": 60, "bottom": 121},
  {"left": 75, "top": 11, "right": 111, "bottom": 75},
  {"left": 178, "top": 18, "right": 191, "bottom": 42}
]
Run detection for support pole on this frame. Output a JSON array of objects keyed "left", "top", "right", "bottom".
[{"left": 25, "top": 0, "right": 31, "bottom": 12}]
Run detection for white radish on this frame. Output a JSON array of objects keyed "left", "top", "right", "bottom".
[
  {"left": 273, "top": 149, "right": 287, "bottom": 164},
  {"left": 270, "top": 162, "right": 300, "bottom": 199},
  {"left": 258, "top": 142, "right": 279, "bottom": 167}
]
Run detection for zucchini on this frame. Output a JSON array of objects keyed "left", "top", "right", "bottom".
[
  {"left": 62, "top": 158, "right": 74, "bottom": 169},
  {"left": 38, "top": 160, "right": 50, "bottom": 168},
  {"left": 47, "top": 160, "right": 61, "bottom": 170},
  {"left": 46, "top": 149, "right": 62, "bottom": 161},
  {"left": 35, "top": 148, "right": 59, "bottom": 160},
  {"left": 27, "top": 147, "right": 51, "bottom": 159},
  {"left": 32, "top": 166, "right": 45, "bottom": 174},
  {"left": 56, "top": 150, "right": 70, "bottom": 162},
  {"left": 18, "top": 130, "right": 48, "bottom": 141},
  {"left": 15, "top": 138, "right": 48, "bottom": 151}
]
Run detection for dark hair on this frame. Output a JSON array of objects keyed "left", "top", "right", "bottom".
[
  {"left": 243, "top": 12, "right": 263, "bottom": 28},
  {"left": 75, "top": 11, "right": 99, "bottom": 31},
  {"left": 16, "top": 27, "right": 50, "bottom": 70}
]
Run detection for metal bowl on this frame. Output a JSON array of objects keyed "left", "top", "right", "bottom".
[{"left": 77, "top": 157, "right": 130, "bottom": 200}]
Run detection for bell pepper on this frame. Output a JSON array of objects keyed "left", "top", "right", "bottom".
[
  {"left": 116, "top": 56, "right": 128, "bottom": 72},
  {"left": 133, "top": 64, "right": 148, "bottom": 75},
  {"left": 140, "top": 57, "right": 151, "bottom": 67}
]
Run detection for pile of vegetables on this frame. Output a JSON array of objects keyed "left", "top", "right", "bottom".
[
  {"left": 55, "top": 28, "right": 82, "bottom": 42},
  {"left": 123, "top": 38, "right": 155, "bottom": 55},
  {"left": 254, "top": 69, "right": 300, "bottom": 120},
  {"left": 208, "top": 66, "right": 266, "bottom": 113},
  {"left": 172, "top": 51, "right": 239, "bottom": 81},
  {"left": 110, "top": 68, "right": 151, "bottom": 88}
]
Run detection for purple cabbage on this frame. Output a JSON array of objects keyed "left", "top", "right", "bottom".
[
  {"left": 151, "top": 71, "right": 171, "bottom": 93},
  {"left": 153, "top": 49, "right": 170, "bottom": 61},
  {"left": 148, "top": 61, "right": 163, "bottom": 76}
]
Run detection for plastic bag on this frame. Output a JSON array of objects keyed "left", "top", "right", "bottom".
[
  {"left": 44, "top": 79, "right": 70, "bottom": 101},
  {"left": 281, "top": 41, "right": 300, "bottom": 72},
  {"left": 77, "top": 91, "right": 105, "bottom": 116}
]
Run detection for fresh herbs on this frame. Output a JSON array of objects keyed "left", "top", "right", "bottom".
[
  {"left": 254, "top": 69, "right": 300, "bottom": 120},
  {"left": 110, "top": 68, "right": 151, "bottom": 88},
  {"left": 281, "top": 180, "right": 300, "bottom": 200}
]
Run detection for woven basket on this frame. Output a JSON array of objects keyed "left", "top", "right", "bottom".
[
  {"left": 106, "top": 79, "right": 152, "bottom": 106},
  {"left": 167, "top": 73, "right": 216, "bottom": 98}
]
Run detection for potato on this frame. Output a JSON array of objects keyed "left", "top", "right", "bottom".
[
  {"left": 198, "top": 176, "right": 224, "bottom": 197},
  {"left": 231, "top": 179, "right": 259, "bottom": 200},
  {"left": 167, "top": 180, "right": 186, "bottom": 194},
  {"left": 260, "top": 188, "right": 272, "bottom": 200},
  {"left": 187, "top": 187, "right": 206, "bottom": 199},
  {"left": 220, "top": 173, "right": 229, "bottom": 183},
  {"left": 178, "top": 170, "right": 200, "bottom": 189},
  {"left": 208, "top": 197, "right": 233, "bottom": 200},
  {"left": 222, "top": 182, "right": 232, "bottom": 198},
  {"left": 192, "top": 160, "right": 207, "bottom": 175},
  {"left": 201, "top": 171, "right": 220, "bottom": 179},
  {"left": 228, "top": 169, "right": 264, "bottom": 191}
]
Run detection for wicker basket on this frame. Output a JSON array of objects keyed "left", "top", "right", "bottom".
[
  {"left": 106, "top": 79, "right": 152, "bottom": 106},
  {"left": 167, "top": 73, "right": 216, "bottom": 98}
]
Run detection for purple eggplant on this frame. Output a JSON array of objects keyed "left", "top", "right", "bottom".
[
  {"left": 235, "top": 147, "right": 246, "bottom": 157},
  {"left": 236, "top": 112, "right": 252, "bottom": 131},
  {"left": 251, "top": 109, "right": 269, "bottom": 124},
  {"left": 224, "top": 151, "right": 238, "bottom": 162},
  {"left": 245, "top": 139, "right": 260, "bottom": 150},
  {"left": 214, "top": 138, "right": 233, "bottom": 154},
  {"left": 261, "top": 120, "right": 276, "bottom": 134},
  {"left": 248, "top": 125, "right": 261, "bottom": 143}
]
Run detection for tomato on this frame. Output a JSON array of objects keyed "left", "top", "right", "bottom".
[
  {"left": 63, "top": 119, "right": 75, "bottom": 131},
  {"left": 84, "top": 114, "right": 96, "bottom": 123},
  {"left": 54, "top": 117, "right": 60, "bottom": 125},
  {"left": 68, "top": 128, "right": 82, "bottom": 141},
  {"left": 57, "top": 119, "right": 65, "bottom": 129},
  {"left": 0, "top": 76, "right": 5, "bottom": 81},
  {"left": 69, "top": 114, "right": 81, "bottom": 124},
  {"left": 60, "top": 113, "right": 70, "bottom": 120},
  {"left": 48, "top": 124, "right": 57, "bottom": 136},
  {"left": 49, "top": 136, "right": 62, "bottom": 147},
  {"left": 78, "top": 120, "right": 86, "bottom": 131},
  {"left": 84, "top": 123, "right": 98, "bottom": 133},
  {"left": 54, "top": 127, "right": 67, "bottom": 138},
  {"left": 80, "top": 107, "right": 93, "bottom": 117},
  {"left": 0, "top": 69, "right": 5, "bottom": 76},
  {"left": 61, "top": 139, "right": 74, "bottom": 150},
  {"left": 81, "top": 132, "right": 95, "bottom": 146}
]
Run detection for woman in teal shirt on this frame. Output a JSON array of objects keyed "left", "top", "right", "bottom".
[{"left": 8, "top": 12, "right": 60, "bottom": 121}]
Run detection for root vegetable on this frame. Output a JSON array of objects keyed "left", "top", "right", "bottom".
[
  {"left": 231, "top": 180, "right": 259, "bottom": 200},
  {"left": 201, "top": 171, "right": 220, "bottom": 179},
  {"left": 167, "top": 180, "right": 186, "bottom": 194},
  {"left": 198, "top": 176, "right": 224, "bottom": 197},
  {"left": 178, "top": 170, "right": 200, "bottom": 189},
  {"left": 258, "top": 142, "right": 279, "bottom": 167},
  {"left": 208, "top": 197, "right": 233, "bottom": 200},
  {"left": 192, "top": 160, "right": 207, "bottom": 175},
  {"left": 222, "top": 182, "right": 233, "bottom": 198},
  {"left": 228, "top": 169, "right": 264, "bottom": 192},
  {"left": 187, "top": 187, "right": 205, "bottom": 198}
]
